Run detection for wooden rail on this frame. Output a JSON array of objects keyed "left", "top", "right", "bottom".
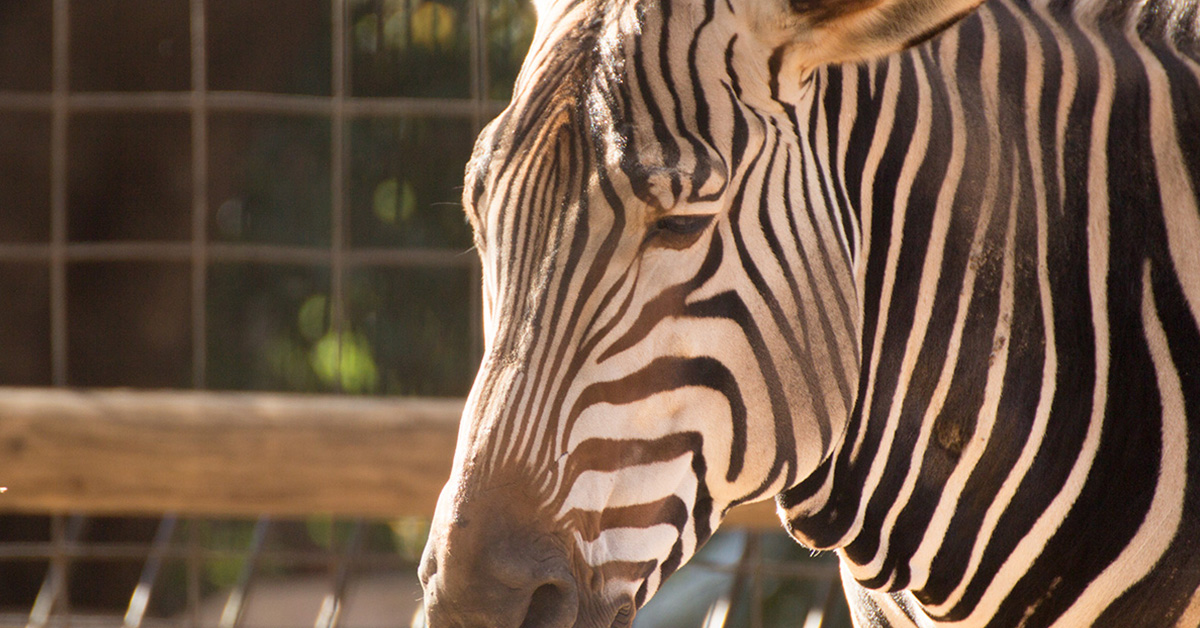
[{"left": 0, "top": 388, "right": 779, "bottom": 528}]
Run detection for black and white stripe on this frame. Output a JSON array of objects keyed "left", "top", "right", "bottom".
[
  {"left": 422, "top": 0, "right": 1200, "bottom": 626},
  {"left": 780, "top": 1, "right": 1200, "bottom": 624}
]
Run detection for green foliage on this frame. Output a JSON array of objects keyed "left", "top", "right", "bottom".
[
  {"left": 486, "top": 0, "right": 537, "bottom": 100},
  {"left": 310, "top": 329, "right": 380, "bottom": 394},
  {"left": 209, "top": 264, "right": 474, "bottom": 396},
  {"left": 353, "top": 0, "right": 460, "bottom": 53},
  {"left": 297, "top": 294, "right": 330, "bottom": 342},
  {"left": 372, "top": 177, "right": 418, "bottom": 225},
  {"left": 343, "top": 268, "right": 475, "bottom": 396},
  {"left": 349, "top": 117, "right": 475, "bottom": 249},
  {"left": 205, "top": 0, "right": 537, "bottom": 396},
  {"left": 192, "top": 520, "right": 261, "bottom": 589},
  {"left": 210, "top": 115, "right": 332, "bottom": 246},
  {"left": 388, "top": 516, "right": 431, "bottom": 562},
  {"left": 349, "top": 0, "right": 471, "bottom": 98},
  {"left": 304, "top": 515, "right": 359, "bottom": 549}
]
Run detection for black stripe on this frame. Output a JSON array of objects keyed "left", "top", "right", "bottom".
[
  {"left": 990, "top": 24, "right": 1173, "bottom": 626},
  {"left": 1092, "top": 260, "right": 1200, "bottom": 625},
  {"left": 560, "top": 356, "right": 747, "bottom": 481}
]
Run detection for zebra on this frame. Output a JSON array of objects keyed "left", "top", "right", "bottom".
[{"left": 419, "top": 0, "right": 1200, "bottom": 625}]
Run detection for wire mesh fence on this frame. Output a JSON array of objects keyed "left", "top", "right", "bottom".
[
  {"left": 0, "top": 514, "right": 427, "bottom": 628},
  {"left": 2, "top": 1, "right": 505, "bottom": 618},
  {"left": 0, "top": 0, "right": 519, "bottom": 393},
  {"left": 0, "top": 514, "right": 849, "bottom": 628}
]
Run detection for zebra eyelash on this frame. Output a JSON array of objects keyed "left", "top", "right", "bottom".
[
  {"left": 652, "top": 214, "right": 715, "bottom": 235},
  {"left": 648, "top": 214, "right": 717, "bottom": 249}
]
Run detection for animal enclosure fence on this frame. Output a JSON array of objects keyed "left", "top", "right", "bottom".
[
  {"left": 0, "top": 0, "right": 509, "bottom": 394},
  {"left": 0, "top": 388, "right": 845, "bottom": 628}
]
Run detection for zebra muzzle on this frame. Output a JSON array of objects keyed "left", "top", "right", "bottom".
[
  {"left": 420, "top": 534, "right": 579, "bottom": 628},
  {"left": 420, "top": 482, "right": 589, "bottom": 628}
]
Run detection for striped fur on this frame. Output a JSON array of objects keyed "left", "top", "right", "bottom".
[{"left": 421, "top": 0, "right": 1200, "bottom": 626}]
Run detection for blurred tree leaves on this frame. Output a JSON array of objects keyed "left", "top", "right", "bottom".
[
  {"left": 388, "top": 516, "right": 431, "bottom": 562},
  {"left": 209, "top": 265, "right": 473, "bottom": 396},
  {"left": 344, "top": 268, "right": 474, "bottom": 396},
  {"left": 486, "top": 0, "right": 536, "bottom": 100},
  {"left": 350, "top": 0, "right": 470, "bottom": 97},
  {"left": 372, "top": 177, "right": 418, "bottom": 225},
  {"left": 353, "top": 0, "right": 459, "bottom": 54},
  {"left": 410, "top": 2, "right": 459, "bottom": 49},
  {"left": 206, "top": 1, "right": 534, "bottom": 398},
  {"left": 209, "top": 114, "right": 332, "bottom": 246},
  {"left": 310, "top": 330, "right": 380, "bottom": 393},
  {"left": 349, "top": 117, "right": 474, "bottom": 248},
  {"left": 349, "top": 0, "right": 535, "bottom": 99}
]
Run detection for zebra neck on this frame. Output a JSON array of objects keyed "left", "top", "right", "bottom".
[
  {"left": 775, "top": 5, "right": 1033, "bottom": 554},
  {"left": 775, "top": 11, "right": 1041, "bottom": 570},
  {"left": 779, "top": 1, "right": 1200, "bottom": 625}
]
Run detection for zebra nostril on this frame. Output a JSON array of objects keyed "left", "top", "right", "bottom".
[
  {"left": 518, "top": 581, "right": 577, "bottom": 628},
  {"left": 418, "top": 548, "right": 437, "bottom": 588},
  {"left": 611, "top": 603, "right": 634, "bottom": 628}
]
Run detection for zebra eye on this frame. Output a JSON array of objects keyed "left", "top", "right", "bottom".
[{"left": 650, "top": 214, "right": 715, "bottom": 248}]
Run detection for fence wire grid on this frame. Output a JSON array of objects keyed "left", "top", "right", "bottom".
[
  {"left": 0, "top": 0, "right": 530, "bottom": 395},
  {"left": 2, "top": 514, "right": 426, "bottom": 628},
  {"left": 0, "top": 514, "right": 849, "bottom": 628}
]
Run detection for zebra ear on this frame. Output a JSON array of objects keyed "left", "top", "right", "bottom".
[{"left": 774, "top": 0, "right": 985, "bottom": 67}]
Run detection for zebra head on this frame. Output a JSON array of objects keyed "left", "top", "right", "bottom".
[{"left": 420, "top": 0, "right": 982, "bottom": 626}]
